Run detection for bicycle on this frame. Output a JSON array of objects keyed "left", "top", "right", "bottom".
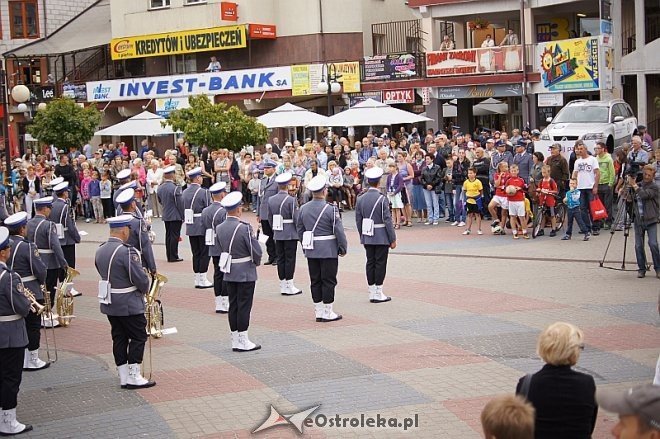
[{"left": 532, "top": 193, "right": 566, "bottom": 239}]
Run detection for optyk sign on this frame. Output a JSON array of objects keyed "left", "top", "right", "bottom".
[{"left": 86, "top": 67, "right": 292, "bottom": 102}]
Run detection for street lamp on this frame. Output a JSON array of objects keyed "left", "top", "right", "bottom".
[{"left": 316, "top": 63, "right": 341, "bottom": 141}]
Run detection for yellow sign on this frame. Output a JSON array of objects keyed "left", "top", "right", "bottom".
[
  {"left": 111, "top": 25, "right": 247, "bottom": 60},
  {"left": 335, "top": 62, "right": 360, "bottom": 93},
  {"left": 291, "top": 65, "right": 311, "bottom": 96}
]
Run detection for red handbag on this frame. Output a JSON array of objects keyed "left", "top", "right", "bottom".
[{"left": 589, "top": 195, "right": 608, "bottom": 221}]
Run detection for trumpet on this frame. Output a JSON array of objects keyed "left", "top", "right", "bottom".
[{"left": 23, "top": 287, "right": 45, "bottom": 315}]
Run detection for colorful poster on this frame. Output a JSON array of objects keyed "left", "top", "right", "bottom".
[
  {"left": 335, "top": 62, "right": 361, "bottom": 93},
  {"left": 426, "top": 47, "right": 522, "bottom": 77},
  {"left": 537, "top": 36, "right": 600, "bottom": 92},
  {"left": 363, "top": 54, "right": 417, "bottom": 81},
  {"left": 110, "top": 25, "right": 247, "bottom": 60},
  {"left": 291, "top": 65, "right": 311, "bottom": 96}
]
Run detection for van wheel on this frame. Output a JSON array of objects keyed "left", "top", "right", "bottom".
[{"left": 606, "top": 136, "right": 614, "bottom": 154}]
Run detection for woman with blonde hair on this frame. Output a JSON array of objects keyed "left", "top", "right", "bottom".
[{"left": 515, "top": 322, "right": 598, "bottom": 439}]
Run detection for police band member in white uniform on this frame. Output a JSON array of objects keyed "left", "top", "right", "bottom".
[
  {"left": 116, "top": 188, "right": 157, "bottom": 275},
  {"left": 267, "top": 172, "right": 303, "bottom": 296},
  {"left": 0, "top": 226, "right": 33, "bottom": 435},
  {"left": 113, "top": 169, "right": 132, "bottom": 214},
  {"left": 182, "top": 167, "right": 213, "bottom": 288},
  {"left": 296, "top": 175, "right": 348, "bottom": 322},
  {"left": 157, "top": 166, "right": 184, "bottom": 263},
  {"left": 95, "top": 215, "right": 155, "bottom": 390},
  {"left": 49, "top": 181, "right": 81, "bottom": 297},
  {"left": 215, "top": 192, "right": 262, "bottom": 352},
  {"left": 27, "top": 197, "right": 67, "bottom": 326},
  {"left": 5, "top": 212, "right": 49, "bottom": 371},
  {"left": 355, "top": 167, "right": 395, "bottom": 303},
  {"left": 257, "top": 159, "right": 279, "bottom": 265},
  {"left": 201, "top": 182, "right": 228, "bottom": 313}
]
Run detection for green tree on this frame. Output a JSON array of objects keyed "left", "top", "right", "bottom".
[
  {"left": 166, "top": 95, "right": 267, "bottom": 151},
  {"left": 27, "top": 98, "right": 101, "bottom": 150}
]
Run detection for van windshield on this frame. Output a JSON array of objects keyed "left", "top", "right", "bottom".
[{"left": 553, "top": 106, "right": 609, "bottom": 123}]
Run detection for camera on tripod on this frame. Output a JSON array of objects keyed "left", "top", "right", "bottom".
[{"left": 624, "top": 161, "right": 645, "bottom": 182}]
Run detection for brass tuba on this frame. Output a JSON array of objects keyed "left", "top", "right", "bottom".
[
  {"left": 146, "top": 272, "right": 167, "bottom": 338},
  {"left": 56, "top": 267, "right": 79, "bottom": 327}
]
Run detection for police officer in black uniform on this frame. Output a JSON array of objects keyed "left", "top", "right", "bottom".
[
  {"left": 157, "top": 165, "right": 184, "bottom": 263},
  {"left": 95, "top": 215, "right": 154, "bottom": 389},
  {"left": 0, "top": 226, "right": 33, "bottom": 435},
  {"left": 297, "top": 175, "right": 348, "bottom": 322},
  {"left": 5, "top": 212, "right": 49, "bottom": 371}
]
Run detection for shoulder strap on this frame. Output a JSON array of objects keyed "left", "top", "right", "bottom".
[
  {"left": 227, "top": 223, "right": 242, "bottom": 253},
  {"left": 368, "top": 195, "right": 385, "bottom": 220},
  {"left": 278, "top": 195, "right": 288, "bottom": 216},
  {"left": 105, "top": 244, "right": 123, "bottom": 285},
  {"left": 520, "top": 373, "right": 533, "bottom": 398},
  {"left": 189, "top": 187, "right": 202, "bottom": 210},
  {"left": 210, "top": 205, "right": 224, "bottom": 228},
  {"left": 10, "top": 241, "right": 22, "bottom": 269},
  {"left": 311, "top": 204, "right": 331, "bottom": 234}
]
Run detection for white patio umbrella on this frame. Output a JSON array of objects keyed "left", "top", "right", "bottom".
[
  {"left": 326, "top": 98, "right": 431, "bottom": 127},
  {"left": 473, "top": 98, "right": 508, "bottom": 116},
  {"left": 94, "top": 111, "right": 179, "bottom": 136},
  {"left": 257, "top": 103, "right": 330, "bottom": 128}
]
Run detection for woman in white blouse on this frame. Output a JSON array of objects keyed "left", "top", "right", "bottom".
[{"left": 146, "top": 159, "right": 163, "bottom": 217}]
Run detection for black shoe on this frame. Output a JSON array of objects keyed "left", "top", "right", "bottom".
[
  {"left": 126, "top": 380, "right": 156, "bottom": 389},
  {"left": 264, "top": 259, "right": 274, "bottom": 265},
  {"left": 370, "top": 297, "right": 392, "bottom": 303},
  {"left": 537, "top": 229, "right": 545, "bottom": 236},
  {"left": 168, "top": 258, "right": 183, "bottom": 263},
  {"left": 549, "top": 230, "right": 557, "bottom": 237},
  {"left": 637, "top": 271, "right": 646, "bottom": 278},
  {"left": 215, "top": 310, "right": 228, "bottom": 314},
  {"left": 592, "top": 230, "right": 600, "bottom": 236}
]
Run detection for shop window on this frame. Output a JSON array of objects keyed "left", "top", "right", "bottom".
[
  {"left": 9, "top": 0, "right": 39, "bottom": 39},
  {"left": 150, "top": 0, "right": 170, "bottom": 9},
  {"left": 185, "top": 0, "right": 207, "bottom": 4},
  {"left": 13, "top": 59, "right": 41, "bottom": 85},
  {"left": 169, "top": 54, "right": 197, "bottom": 74}
]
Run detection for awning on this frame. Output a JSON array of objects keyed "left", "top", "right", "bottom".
[
  {"left": 4, "top": 0, "right": 111, "bottom": 57},
  {"left": 94, "top": 111, "right": 180, "bottom": 137}
]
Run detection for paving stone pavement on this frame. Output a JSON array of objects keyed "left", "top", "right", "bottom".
[{"left": 17, "top": 211, "right": 659, "bottom": 438}]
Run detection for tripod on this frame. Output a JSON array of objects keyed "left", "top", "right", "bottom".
[{"left": 599, "top": 181, "right": 647, "bottom": 271}]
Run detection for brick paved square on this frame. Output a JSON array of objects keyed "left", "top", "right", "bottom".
[
  {"left": 196, "top": 331, "right": 327, "bottom": 361},
  {"left": 391, "top": 314, "right": 535, "bottom": 340},
  {"left": 296, "top": 324, "right": 432, "bottom": 351},
  {"left": 447, "top": 331, "right": 539, "bottom": 363},
  {"left": 274, "top": 374, "right": 431, "bottom": 415},
  {"left": 340, "top": 340, "right": 489, "bottom": 373},
  {"left": 583, "top": 324, "right": 660, "bottom": 350},
  {"left": 584, "top": 302, "right": 660, "bottom": 326}
]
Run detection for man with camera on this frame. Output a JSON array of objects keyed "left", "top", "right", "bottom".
[
  {"left": 628, "top": 165, "right": 660, "bottom": 279},
  {"left": 627, "top": 136, "right": 650, "bottom": 165}
]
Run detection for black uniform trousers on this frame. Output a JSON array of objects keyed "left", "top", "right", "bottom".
[
  {"left": 25, "top": 301, "right": 44, "bottom": 351},
  {"left": 225, "top": 281, "right": 255, "bottom": 332},
  {"left": 307, "top": 258, "right": 338, "bottom": 304},
  {"left": 61, "top": 245, "right": 76, "bottom": 269},
  {"left": 0, "top": 347, "right": 24, "bottom": 409},
  {"left": 46, "top": 268, "right": 60, "bottom": 306},
  {"left": 107, "top": 314, "right": 148, "bottom": 366},
  {"left": 365, "top": 245, "right": 389, "bottom": 286},
  {"left": 164, "top": 221, "right": 182, "bottom": 261},
  {"left": 188, "top": 235, "right": 210, "bottom": 274},
  {"left": 211, "top": 257, "right": 227, "bottom": 298},
  {"left": 260, "top": 219, "right": 277, "bottom": 262},
  {"left": 275, "top": 240, "right": 297, "bottom": 280}
]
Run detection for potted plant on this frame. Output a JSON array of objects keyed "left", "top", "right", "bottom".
[{"left": 468, "top": 18, "right": 490, "bottom": 30}]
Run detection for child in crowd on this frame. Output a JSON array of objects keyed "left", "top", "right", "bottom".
[
  {"left": 100, "top": 171, "right": 113, "bottom": 218},
  {"left": 535, "top": 165, "right": 558, "bottom": 237},
  {"left": 481, "top": 395, "right": 534, "bottom": 439},
  {"left": 342, "top": 166, "right": 356, "bottom": 210},
  {"left": 80, "top": 168, "right": 93, "bottom": 223},
  {"left": 89, "top": 170, "right": 104, "bottom": 223},
  {"left": 489, "top": 161, "right": 510, "bottom": 234},
  {"left": 442, "top": 157, "right": 455, "bottom": 222},
  {"left": 462, "top": 167, "right": 484, "bottom": 235},
  {"left": 248, "top": 169, "right": 261, "bottom": 212},
  {"left": 506, "top": 164, "right": 528, "bottom": 239},
  {"left": 562, "top": 178, "right": 589, "bottom": 241},
  {"left": 386, "top": 162, "right": 404, "bottom": 228}
]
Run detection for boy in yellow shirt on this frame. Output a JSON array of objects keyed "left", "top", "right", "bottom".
[{"left": 462, "top": 167, "right": 484, "bottom": 235}]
